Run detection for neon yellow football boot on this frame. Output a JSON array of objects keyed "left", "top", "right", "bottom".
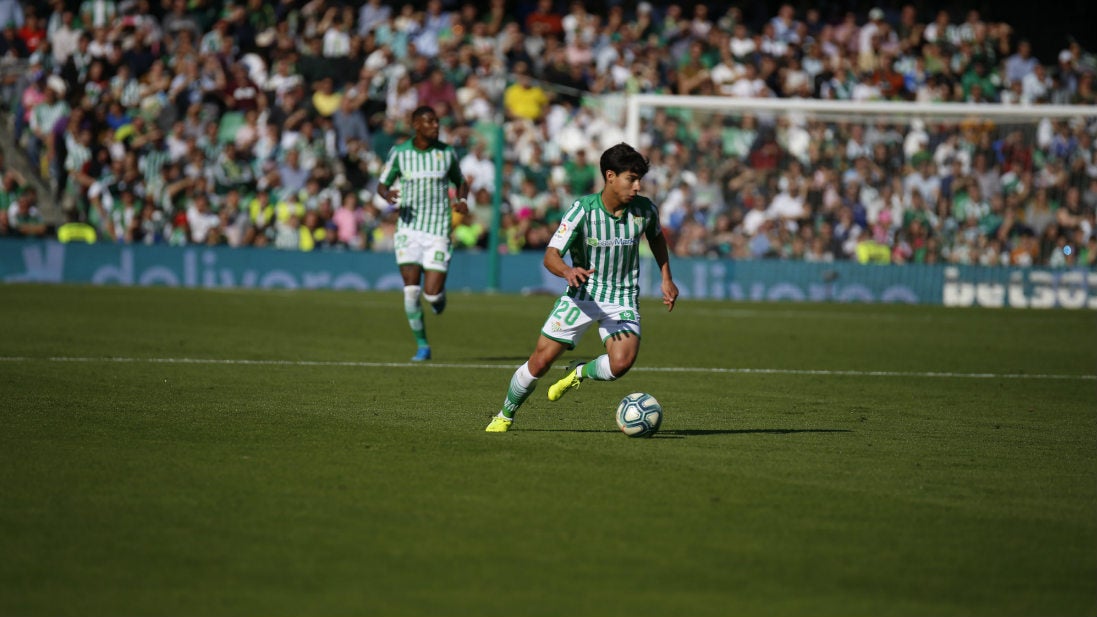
[
  {"left": 547, "top": 362, "right": 585, "bottom": 402},
  {"left": 485, "top": 415, "right": 513, "bottom": 432}
]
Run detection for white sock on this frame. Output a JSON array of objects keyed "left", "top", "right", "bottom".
[
  {"left": 585, "top": 355, "right": 617, "bottom": 381},
  {"left": 424, "top": 291, "right": 444, "bottom": 305},
  {"left": 514, "top": 361, "right": 537, "bottom": 388},
  {"left": 403, "top": 285, "right": 427, "bottom": 345},
  {"left": 502, "top": 361, "right": 539, "bottom": 417},
  {"left": 403, "top": 285, "right": 421, "bottom": 312}
]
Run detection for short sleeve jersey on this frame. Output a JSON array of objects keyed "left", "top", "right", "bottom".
[
  {"left": 548, "top": 193, "right": 662, "bottom": 308},
  {"left": 379, "top": 139, "right": 463, "bottom": 237}
]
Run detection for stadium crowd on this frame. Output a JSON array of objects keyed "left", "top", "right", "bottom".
[{"left": 0, "top": 0, "right": 1095, "bottom": 267}]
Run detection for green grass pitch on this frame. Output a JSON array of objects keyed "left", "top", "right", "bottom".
[{"left": 1, "top": 284, "right": 1095, "bottom": 616}]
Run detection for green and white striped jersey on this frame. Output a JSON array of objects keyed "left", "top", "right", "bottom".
[
  {"left": 379, "top": 139, "right": 463, "bottom": 237},
  {"left": 549, "top": 193, "right": 662, "bottom": 308},
  {"left": 140, "top": 147, "right": 171, "bottom": 185}
]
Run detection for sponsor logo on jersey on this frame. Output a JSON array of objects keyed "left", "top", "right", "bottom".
[{"left": 587, "top": 237, "right": 639, "bottom": 247}]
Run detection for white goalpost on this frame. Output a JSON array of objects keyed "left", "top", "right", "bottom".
[
  {"left": 614, "top": 93, "right": 1097, "bottom": 274},
  {"left": 624, "top": 95, "right": 1097, "bottom": 148}
]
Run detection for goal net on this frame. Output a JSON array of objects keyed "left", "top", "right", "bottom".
[{"left": 622, "top": 95, "right": 1097, "bottom": 269}]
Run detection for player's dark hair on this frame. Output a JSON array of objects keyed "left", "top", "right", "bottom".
[
  {"left": 600, "top": 143, "right": 649, "bottom": 180},
  {"left": 411, "top": 105, "right": 436, "bottom": 122}
]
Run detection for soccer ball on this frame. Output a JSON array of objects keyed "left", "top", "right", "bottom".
[{"left": 615, "top": 392, "right": 663, "bottom": 438}]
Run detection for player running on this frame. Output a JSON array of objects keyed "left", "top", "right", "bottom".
[
  {"left": 377, "top": 105, "right": 470, "bottom": 361},
  {"left": 485, "top": 143, "right": 678, "bottom": 433}
]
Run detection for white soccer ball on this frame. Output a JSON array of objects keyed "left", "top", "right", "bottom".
[{"left": 615, "top": 392, "right": 663, "bottom": 438}]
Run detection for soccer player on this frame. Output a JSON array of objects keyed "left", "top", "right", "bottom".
[
  {"left": 485, "top": 143, "right": 679, "bottom": 433},
  {"left": 377, "top": 105, "right": 470, "bottom": 361}
]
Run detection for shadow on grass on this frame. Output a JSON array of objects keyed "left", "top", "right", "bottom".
[
  {"left": 522, "top": 428, "right": 851, "bottom": 437},
  {"left": 665, "top": 428, "right": 852, "bottom": 436}
]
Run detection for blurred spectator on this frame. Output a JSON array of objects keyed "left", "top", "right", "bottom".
[
  {"left": 320, "top": 8, "right": 352, "bottom": 58},
  {"left": 562, "top": 149, "right": 598, "bottom": 199},
  {"left": 503, "top": 61, "right": 548, "bottom": 122},
  {"left": 460, "top": 141, "right": 495, "bottom": 196},
  {"left": 358, "top": 0, "right": 390, "bottom": 36},
  {"left": 277, "top": 148, "right": 308, "bottom": 196},
  {"left": 0, "top": 0, "right": 1089, "bottom": 271},
  {"left": 525, "top": 0, "right": 563, "bottom": 39},
  {"left": 1005, "top": 39, "right": 1037, "bottom": 85},
  {"left": 417, "top": 66, "right": 456, "bottom": 115},
  {"left": 7, "top": 186, "right": 46, "bottom": 237},
  {"left": 186, "top": 192, "right": 221, "bottom": 245},
  {"left": 310, "top": 76, "right": 342, "bottom": 118},
  {"left": 1022, "top": 63, "right": 1051, "bottom": 103},
  {"left": 385, "top": 73, "right": 418, "bottom": 124},
  {"left": 327, "top": 192, "right": 360, "bottom": 249},
  {"left": 0, "top": 0, "right": 24, "bottom": 30}
]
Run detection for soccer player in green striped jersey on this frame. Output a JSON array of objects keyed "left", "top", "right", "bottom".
[
  {"left": 486, "top": 143, "right": 679, "bottom": 432},
  {"left": 377, "top": 106, "right": 470, "bottom": 362}
]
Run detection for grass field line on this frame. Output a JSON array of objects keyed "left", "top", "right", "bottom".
[{"left": 2, "top": 355, "right": 1094, "bottom": 381}]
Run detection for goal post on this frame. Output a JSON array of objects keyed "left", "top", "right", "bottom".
[
  {"left": 624, "top": 95, "right": 1097, "bottom": 148},
  {"left": 620, "top": 93, "right": 1097, "bottom": 271}
]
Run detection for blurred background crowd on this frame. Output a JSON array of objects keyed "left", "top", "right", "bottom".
[{"left": 0, "top": 0, "right": 1095, "bottom": 267}]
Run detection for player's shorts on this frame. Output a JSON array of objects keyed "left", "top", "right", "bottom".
[
  {"left": 540, "top": 295, "right": 641, "bottom": 348},
  {"left": 395, "top": 228, "right": 452, "bottom": 272}
]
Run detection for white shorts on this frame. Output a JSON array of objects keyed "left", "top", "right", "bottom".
[
  {"left": 395, "top": 229, "right": 452, "bottom": 272},
  {"left": 540, "top": 296, "right": 641, "bottom": 349}
]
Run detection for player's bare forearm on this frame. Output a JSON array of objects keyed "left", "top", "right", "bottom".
[
  {"left": 649, "top": 233, "right": 679, "bottom": 311},
  {"left": 377, "top": 184, "right": 398, "bottom": 203},
  {"left": 544, "top": 247, "right": 594, "bottom": 287},
  {"left": 649, "top": 231, "right": 674, "bottom": 278},
  {"left": 451, "top": 181, "right": 470, "bottom": 214},
  {"left": 660, "top": 275, "right": 679, "bottom": 311}
]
